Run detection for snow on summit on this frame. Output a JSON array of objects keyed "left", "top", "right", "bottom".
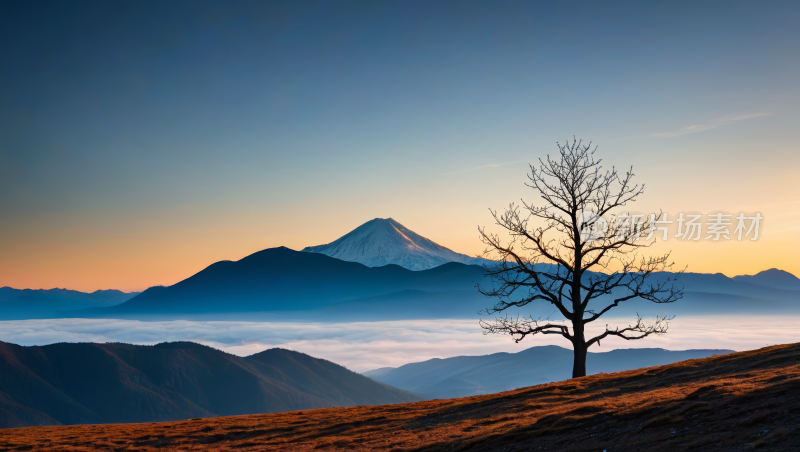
[{"left": 302, "top": 218, "right": 485, "bottom": 271}]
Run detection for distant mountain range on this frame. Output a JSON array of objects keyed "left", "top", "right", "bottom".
[
  {"left": 55, "top": 247, "right": 797, "bottom": 321},
  {"left": 733, "top": 268, "right": 800, "bottom": 291},
  {"left": 0, "top": 287, "right": 139, "bottom": 320},
  {"left": 0, "top": 340, "right": 419, "bottom": 428},
  {"left": 0, "top": 288, "right": 138, "bottom": 304},
  {"left": 363, "top": 345, "right": 734, "bottom": 399},
  {"left": 1, "top": 217, "right": 797, "bottom": 321},
  {"left": 303, "top": 218, "right": 486, "bottom": 270},
  {"left": 62, "top": 247, "right": 487, "bottom": 319}
]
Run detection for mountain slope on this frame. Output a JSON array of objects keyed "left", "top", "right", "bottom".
[
  {"left": 363, "top": 346, "right": 735, "bottom": 399},
  {"left": 50, "top": 246, "right": 799, "bottom": 320},
  {"left": 247, "top": 348, "right": 414, "bottom": 407},
  {"left": 5, "top": 343, "right": 799, "bottom": 450},
  {"left": 0, "top": 287, "right": 138, "bottom": 304},
  {"left": 71, "top": 247, "right": 487, "bottom": 316},
  {"left": 0, "top": 340, "right": 419, "bottom": 428},
  {"left": 733, "top": 268, "right": 800, "bottom": 291},
  {"left": 0, "top": 288, "right": 139, "bottom": 320},
  {"left": 302, "top": 218, "right": 485, "bottom": 270}
]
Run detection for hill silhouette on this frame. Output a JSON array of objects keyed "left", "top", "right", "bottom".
[
  {"left": 54, "top": 247, "right": 800, "bottom": 321},
  {"left": 0, "top": 288, "right": 138, "bottom": 320},
  {"left": 0, "top": 287, "right": 138, "bottom": 304},
  {"left": 733, "top": 268, "right": 800, "bottom": 291},
  {"left": 0, "top": 340, "right": 418, "bottom": 428},
  {"left": 363, "top": 346, "right": 734, "bottom": 399},
  {"left": 2, "top": 343, "right": 798, "bottom": 450},
  {"left": 69, "top": 247, "right": 486, "bottom": 317}
]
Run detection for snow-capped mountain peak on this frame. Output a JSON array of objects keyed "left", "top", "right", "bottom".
[{"left": 302, "top": 218, "right": 484, "bottom": 270}]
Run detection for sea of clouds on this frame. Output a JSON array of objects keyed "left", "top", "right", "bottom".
[{"left": 1, "top": 316, "right": 798, "bottom": 372}]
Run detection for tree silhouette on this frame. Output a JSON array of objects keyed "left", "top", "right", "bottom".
[{"left": 478, "top": 138, "right": 683, "bottom": 378}]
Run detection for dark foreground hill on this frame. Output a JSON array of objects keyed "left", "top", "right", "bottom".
[
  {"left": 364, "top": 346, "right": 735, "bottom": 399},
  {"left": 0, "top": 341, "right": 418, "bottom": 428},
  {"left": 3, "top": 343, "right": 798, "bottom": 451}
]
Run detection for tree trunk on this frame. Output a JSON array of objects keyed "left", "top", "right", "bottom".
[
  {"left": 572, "top": 341, "right": 587, "bottom": 378},
  {"left": 572, "top": 321, "right": 587, "bottom": 378}
]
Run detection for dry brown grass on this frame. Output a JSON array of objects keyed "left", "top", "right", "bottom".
[{"left": 2, "top": 343, "right": 799, "bottom": 451}]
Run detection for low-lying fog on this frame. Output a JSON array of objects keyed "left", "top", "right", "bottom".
[{"left": 1, "top": 315, "right": 798, "bottom": 372}]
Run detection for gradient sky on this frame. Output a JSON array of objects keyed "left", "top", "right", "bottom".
[{"left": 1, "top": 0, "right": 798, "bottom": 292}]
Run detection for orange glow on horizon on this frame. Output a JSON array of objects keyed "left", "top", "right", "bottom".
[{"left": 0, "top": 213, "right": 796, "bottom": 293}]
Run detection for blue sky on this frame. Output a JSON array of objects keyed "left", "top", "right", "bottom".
[{"left": 1, "top": 0, "right": 798, "bottom": 290}]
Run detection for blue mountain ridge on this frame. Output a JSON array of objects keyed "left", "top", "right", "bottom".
[
  {"left": 4, "top": 247, "right": 798, "bottom": 321},
  {"left": 0, "top": 288, "right": 139, "bottom": 320},
  {"left": 363, "top": 345, "right": 735, "bottom": 399}
]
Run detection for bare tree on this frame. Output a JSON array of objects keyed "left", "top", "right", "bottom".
[{"left": 478, "top": 138, "right": 683, "bottom": 379}]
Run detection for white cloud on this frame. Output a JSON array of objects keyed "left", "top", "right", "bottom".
[
  {"left": 650, "top": 112, "right": 773, "bottom": 138},
  {"left": 0, "top": 316, "right": 798, "bottom": 372}
]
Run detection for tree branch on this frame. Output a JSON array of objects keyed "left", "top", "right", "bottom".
[
  {"left": 480, "top": 314, "right": 573, "bottom": 343},
  {"left": 586, "top": 314, "right": 674, "bottom": 347}
]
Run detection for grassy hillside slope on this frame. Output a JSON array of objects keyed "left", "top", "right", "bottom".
[
  {"left": 0, "top": 341, "right": 419, "bottom": 428},
  {"left": 2, "top": 343, "right": 798, "bottom": 450}
]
